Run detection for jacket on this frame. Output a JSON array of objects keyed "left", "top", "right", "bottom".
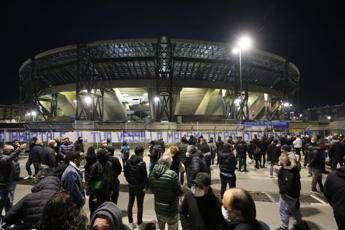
[
  {"left": 235, "top": 141, "right": 248, "bottom": 156},
  {"left": 91, "top": 201, "right": 130, "bottom": 230},
  {"left": 88, "top": 159, "right": 114, "bottom": 197},
  {"left": 60, "top": 142, "right": 75, "bottom": 155},
  {"left": 124, "top": 155, "right": 148, "bottom": 188},
  {"left": 187, "top": 152, "right": 209, "bottom": 187},
  {"left": 120, "top": 145, "right": 130, "bottom": 160},
  {"left": 61, "top": 163, "right": 85, "bottom": 206},
  {"left": 4, "top": 176, "right": 60, "bottom": 229},
  {"left": 221, "top": 220, "right": 270, "bottom": 230},
  {"left": 30, "top": 144, "right": 42, "bottom": 162},
  {"left": 218, "top": 151, "right": 236, "bottom": 178},
  {"left": 278, "top": 164, "right": 301, "bottom": 198},
  {"left": 39, "top": 146, "right": 57, "bottom": 168},
  {"left": 108, "top": 155, "right": 122, "bottom": 179},
  {"left": 149, "top": 144, "right": 162, "bottom": 163},
  {"left": 149, "top": 164, "right": 182, "bottom": 217},
  {"left": 324, "top": 166, "right": 345, "bottom": 220},
  {"left": 308, "top": 143, "right": 323, "bottom": 169},
  {"left": 180, "top": 189, "right": 222, "bottom": 230},
  {"left": 0, "top": 148, "right": 21, "bottom": 187}
]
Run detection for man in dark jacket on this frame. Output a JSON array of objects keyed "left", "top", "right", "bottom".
[
  {"left": 324, "top": 165, "right": 345, "bottom": 229},
  {"left": 4, "top": 176, "right": 60, "bottom": 229},
  {"left": 186, "top": 145, "right": 209, "bottom": 188},
  {"left": 308, "top": 136, "right": 324, "bottom": 192},
  {"left": 25, "top": 139, "right": 42, "bottom": 179},
  {"left": 106, "top": 145, "right": 122, "bottom": 205},
  {"left": 277, "top": 153, "right": 305, "bottom": 230},
  {"left": 180, "top": 172, "right": 223, "bottom": 230},
  {"left": 36, "top": 140, "right": 58, "bottom": 181},
  {"left": 218, "top": 143, "right": 237, "bottom": 198},
  {"left": 329, "top": 135, "right": 344, "bottom": 169},
  {"left": 0, "top": 144, "right": 25, "bottom": 215},
  {"left": 148, "top": 141, "right": 162, "bottom": 174},
  {"left": 124, "top": 146, "right": 148, "bottom": 229},
  {"left": 88, "top": 148, "right": 114, "bottom": 215},
  {"left": 199, "top": 138, "right": 212, "bottom": 171},
  {"left": 149, "top": 152, "right": 183, "bottom": 230},
  {"left": 90, "top": 201, "right": 130, "bottom": 230},
  {"left": 216, "top": 136, "right": 224, "bottom": 165},
  {"left": 178, "top": 137, "right": 188, "bottom": 185},
  {"left": 235, "top": 137, "right": 248, "bottom": 172},
  {"left": 74, "top": 137, "right": 84, "bottom": 153}
]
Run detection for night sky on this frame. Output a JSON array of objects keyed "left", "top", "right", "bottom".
[{"left": 3, "top": 0, "right": 345, "bottom": 109}]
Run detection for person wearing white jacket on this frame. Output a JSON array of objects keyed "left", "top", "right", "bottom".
[{"left": 293, "top": 135, "right": 303, "bottom": 158}]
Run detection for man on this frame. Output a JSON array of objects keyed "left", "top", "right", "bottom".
[
  {"left": 88, "top": 148, "right": 114, "bottom": 215},
  {"left": 61, "top": 151, "right": 85, "bottom": 207},
  {"left": 90, "top": 201, "right": 130, "bottom": 230},
  {"left": 74, "top": 137, "right": 84, "bottom": 153},
  {"left": 208, "top": 137, "right": 217, "bottom": 165},
  {"left": 178, "top": 137, "right": 188, "bottom": 185},
  {"left": 199, "top": 138, "right": 212, "bottom": 172},
  {"left": 221, "top": 188, "right": 269, "bottom": 230},
  {"left": 25, "top": 139, "right": 42, "bottom": 179},
  {"left": 259, "top": 135, "right": 269, "bottom": 168},
  {"left": 120, "top": 141, "right": 130, "bottom": 168},
  {"left": 4, "top": 176, "right": 60, "bottom": 229},
  {"left": 186, "top": 145, "right": 209, "bottom": 188},
  {"left": 149, "top": 152, "right": 183, "bottom": 230},
  {"left": 216, "top": 136, "right": 224, "bottom": 165},
  {"left": 0, "top": 144, "right": 25, "bottom": 216},
  {"left": 60, "top": 137, "right": 75, "bottom": 156},
  {"left": 308, "top": 136, "right": 324, "bottom": 193},
  {"left": 180, "top": 172, "right": 223, "bottom": 230},
  {"left": 324, "top": 165, "right": 345, "bottom": 228},
  {"left": 37, "top": 140, "right": 58, "bottom": 180},
  {"left": 277, "top": 153, "right": 306, "bottom": 230},
  {"left": 235, "top": 136, "right": 248, "bottom": 172},
  {"left": 148, "top": 140, "right": 162, "bottom": 174},
  {"left": 329, "top": 135, "right": 343, "bottom": 169},
  {"left": 293, "top": 135, "right": 303, "bottom": 159},
  {"left": 124, "top": 146, "right": 148, "bottom": 229},
  {"left": 218, "top": 143, "right": 237, "bottom": 198},
  {"left": 106, "top": 144, "right": 122, "bottom": 205}
]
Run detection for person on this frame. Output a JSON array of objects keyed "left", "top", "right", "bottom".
[
  {"left": 120, "top": 141, "right": 130, "bottom": 168},
  {"left": 90, "top": 201, "right": 130, "bottom": 230},
  {"left": 270, "top": 139, "right": 281, "bottom": 177},
  {"left": 308, "top": 136, "right": 324, "bottom": 193},
  {"left": 259, "top": 135, "right": 269, "bottom": 168},
  {"left": 324, "top": 165, "right": 345, "bottom": 229},
  {"left": 235, "top": 136, "right": 248, "bottom": 172},
  {"left": 3, "top": 176, "right": 60, "bottom": 229},
  {"left": 11, "top": 140, "right": 21, "bottom": 182},
  {"left": 169, "top": 145, "right": 180, "bottom": 175},
  {"left": 180, "top": 172, "right": 223, "bottom": 230},
  {"left": 40, "top": 191, "right": 88, "bottom": 230},
  {"left": 85, "top": 146, "right": 98, "bottom": 196},
  {"left": 277, "top": 153, "right": 306, "bottom": 230},
  {"left": 0, "top": 144, "right": 25, "bottom": 216},
  {"left": 218, "top": 143, "right": 237, "bottom": 198},
  {"left": 178, "top": 137, "right": 188, "bottom": 185},
  {"left": 106, "top": 145, "right": 122, "bottom": 205},
  {"left": 293, "top": 135, "right": 303, "bottom": 158},
  {"left": 149, "top": 152, "right": 183, "bottom": 230},
  {"left": 199, "top": 138, "right": 212, "bottom": 171},
  {"left": 221, "top": 188, "right": 269, "bottom": 230},
  {"left": 156, "top": 137, "right": 166, "bottom": 153},
  {"left": 186, "top": 145, "right": 209, "bottom": 188},
  {"left": 188, "top": 135, "right": 197, "bottom": 145},
  {"left": 124, "top": 146, "right": 148, "bottom": 229},
  {"left": 329, "top": 135, "right": 343, "bottom": 169},
  {"left": 216, "top": 136, "right": 224, "bottom": 165},
  {"left": 208, "top": 137, "right": 217, "bottom": 165},
  {"left": 148, "top": 141, "right": 162, "bottom": 174},
  {"left": 37, "top": 139, "right": 58, "bottom": 180},
  {"left": 25, "top": 139, "right": 42, "bottom": 179},
  {"left": 60, "top": 136, "right": 75, "bottom": 156},
  {"left": 74, "top": 137, "right": 85, "bottom": 153},
  {"left": 88, "top": 148, "right": 114, "bottom": 216},
  {"left": 61, "top": 151, "right": 85, "bottom": 207}
]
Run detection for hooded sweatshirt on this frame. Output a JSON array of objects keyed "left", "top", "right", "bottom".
[
  {"left": 91, "top": 201, "right": 129, "bottom": 230},
  {"left": 277, "top": 163, "right": 301, "bottom": 198},
  {"left": 324, "top": 166, "right": 345, "bottom": 219}
]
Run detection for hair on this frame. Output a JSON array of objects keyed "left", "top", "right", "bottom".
[
  {"left": 168, "top": 145, "right": 179, "bottom": 157},
  {"left": 187, "top": 145, "right": 197, "bottom": 155},
  {"left": 223, "top": 143, "right": 233, "bottom": 152},
  {"left": 224, "top": 188, "right": 257, "bottom": 224},
  {"left": 181, "top": 136, "right": 188, "bottom": 143},
  {"left": 135, "top": 146, "right": 145, "bottom": 156},
  {"left": 40, "top": 191, "right": 88, "bottom": 230},
  {"left": 279, "top": 152, "right": 291, "bottom": 167},
  {"left": 158, "top": 152, "right": 173, "bottom": 167},
  {"left": 97, "top": 148, "right": 109, "bottom": 164}
]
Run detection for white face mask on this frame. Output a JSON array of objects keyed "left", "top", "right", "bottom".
[
  {"left": 191, "top": 185, "right": 205, "bottom": 197},
  {"left": 222, "top": 206, "right": 231, "bottom": 223}
]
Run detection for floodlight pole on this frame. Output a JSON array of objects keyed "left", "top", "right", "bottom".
[{"left": 239, "top": 48, "right": 243, "bottom": 123}]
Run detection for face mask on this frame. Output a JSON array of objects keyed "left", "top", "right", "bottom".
[
  {"left": 191, "top": 185, "right": 205, "bottom": 197},
  {"left": 53, "top": 143, "right": 57, "bottom": 148},
  {"left": 221, "top": 206, "right": 231, "bottom": 223}
]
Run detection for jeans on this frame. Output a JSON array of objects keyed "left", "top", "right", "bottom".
[
  {"left": 111, "top": 179, "right": 120, "bottom": 204},
  {"left": 238, "top": 154, "right": 247, "bottom": 171},
  {"left": 279, "top": 195, "right": 302, "bottom": 230},
  {"left": 311, "top": 168, "right": 323, "bottom": 192},
  {"left": 127, "top": 186, "right": 145, "bottom": 225},
  {"left": 0, "top": 182, "right": 16, "bottom": 215},
  {"left": 220, "top": 174, "right": 236, "bottom": 198},
  {"left": 156, "top": 214, "right": 179, "bottom": 230},
  {"left": 26, "top": 159, "right": 40, "bottom": 176}
]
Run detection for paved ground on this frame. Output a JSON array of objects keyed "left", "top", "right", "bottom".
[{"left": 10, "top": 150, "right": 338, "bottom": 230}]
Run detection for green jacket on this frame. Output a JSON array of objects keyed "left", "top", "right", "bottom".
[{"left": 149, "top": 164, "right": 183, "bottom": 217}]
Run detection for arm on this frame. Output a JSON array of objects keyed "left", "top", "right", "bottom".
[
  {"left": 179, "top": 195, "right": 192, "bottom": 230},
  {"left": 68, "top": 172, "right": 85, "bottom": 206},
  {"left": 323, "top": 175, "right": 333, "bottom": 205},
  {"left": 277, "top": 170, "right": 288, "bottom": 195},
  {"left": 48, "top": 149, "right": 57, "bottom": 168},
  {"left": 1, "top": 148, "right": 21, "bottom": 163},
  {"left": 114, "top": 157, "right": 122, "bottom": 177},
  {"left": 140, "top": 162, "right": 149, "bottom": 188}
]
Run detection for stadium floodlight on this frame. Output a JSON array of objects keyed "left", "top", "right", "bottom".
[
  {"left": 25, "top": 112, "right": 31, "bottom": 117},
  {"left": 84, "top": 95, "right": 92, "bottom": 105},
  {"left": 154, "top": 96, "right": 160, "bottom": 103},
  {"left": 264, "top": 93, "right": 268, "bottom": 102},
  {"left": 237, "top": 35, "right": 252, "bottom": 50},
  {"left": 327, "top": 115, "right": 332, "bottom": 120},
  {"left": 283, "top": 102, "right": 290, "bottom": 108},
  {"left": 232, "top": 48, "right": 239, "bottom": 55},
  {"left": 30, "top": 111, "right": 37, "bottom": 117},
  {"left": 299, "top": 114, "right": 303, "bottom": 118}
]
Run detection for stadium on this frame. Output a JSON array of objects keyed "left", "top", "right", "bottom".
[{"left": 19, "top": 37, "right": 299, "bottom": 124}]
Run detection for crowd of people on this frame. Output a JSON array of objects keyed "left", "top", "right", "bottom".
[{"left": 0, "top": 132, "right": 344, "bottom": 230}]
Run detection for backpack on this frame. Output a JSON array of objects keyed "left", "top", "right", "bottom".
[{"left": 91, "top": 161, "right": 114, "bottom": 192}]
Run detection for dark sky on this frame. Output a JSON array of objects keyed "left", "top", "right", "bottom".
[{"left": 3, "top": 0, "right": 345, "bottom": 109}]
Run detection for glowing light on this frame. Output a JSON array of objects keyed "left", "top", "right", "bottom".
[
  {"left": 264, "top": 93, "right": 268, "bottom": 102},
  {"left": 232, "top": 48, "right": 239, "bottom": 55},
  {"left": 238, "top": 36, "right": 252, "bottom": 50},
  {"left": 154, "top": 96, "right": 160, "bottom": 103},
  {"left": 84, "top": 95, "right": 92, "bottom": 105}
]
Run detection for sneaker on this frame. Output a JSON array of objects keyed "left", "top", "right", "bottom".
[
  {"left": 24, "top": 175, "right": 31, "bottom": 180},
  {"left": 130, "top": 223, "right": 137, "bottom": 229}
]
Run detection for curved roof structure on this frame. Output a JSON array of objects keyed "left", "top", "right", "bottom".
[{"left": 19, "top": 38, "right": 299, "bottom": 94}]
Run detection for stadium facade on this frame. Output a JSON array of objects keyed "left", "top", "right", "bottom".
[{"left": 19, "top": 37, "right": 299, "bottom": 123}]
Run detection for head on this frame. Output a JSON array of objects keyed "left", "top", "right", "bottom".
[
  {"left": 149, "top": 140, "right": 155, "bottom": 148},
  {"left": 107, "top": 138, "right": 112, "bottom": 145},
  {"left": 2, "top": 144, "right": 14, "bottom": 155},
  {"left": 222, "top": 188, "right": 257, "bottom": 224},
  {"left": 36, "top": 139, "right": 43, "bottom": 146},
  {"left": 97, "top": 148, "right": 109, "bottom": 164},
  {"left": 223, "top": 143, "right": 233, "bottom": 153},
  {"left": 101, "top": 140, "right": 108, "bottom": 148},
  {"left": 237, "top": 136, "right": 242, "bottom": 142},
  {"left": 311, "top": 136, "right": 317, "bottom": 144},
  {"left": 67, "top": 151, "right": 84, "bottom": 167},
  {"left": 122, "top": 140, "right": 127, "bottom": 146},
  {"left": 12, "top": 139, "right": 20, "bottom": 148},
  {"left": 135, "top": 146, "right": 145, "bottom": 158},
  {"left": 186, "top": 145, "right": 197, "bottom": 157},
  {"left": 158, "top": 152, "right": 173, "bottom": 168},
  {"left": 48, "top": 140, "right": 57, "bottom": 148},
  {"left": 168, "top": 145, "right": 179, "bottom": 157},
  {"left": 77, "top": 137, "right": 83, "bottom": 143},
  {"left": 280, "top": 144, "right": 291, "bottom": 153},
  {"left": 91, "top": 202, "right": 125, "bottom": 230},
  {"left": 40, "top": 192, "right": 87, "bottom": 230},
  {"left": 279, "top": 152, "right": 291, "bottom": 167},
  {"left": 181, "top": 136, "right": 188, "bottom": 144},
  {"left": 62, "top": 137, "right": 69, "bottom": 145},
  {"left": 191, "top": 172, "right": 211, "bottom": 197}
]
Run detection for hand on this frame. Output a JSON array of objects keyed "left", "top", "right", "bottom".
[{"left": 20, "top": 143, "right": 27, "bottom": 150}]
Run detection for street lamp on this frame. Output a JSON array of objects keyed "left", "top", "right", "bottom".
[
  {"left": 232, "top": 35, "right": 253, "bottom": 122},
  {"left": 84, "top": 95, "right": 92, "bottom": 105},
  {"left": 264, "top": 93, "right": 269, "bottom": 120},
  {"left": 154, "top": 96, "right": 160, "bottom": 103}
]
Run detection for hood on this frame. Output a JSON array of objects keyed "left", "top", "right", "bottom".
[
  {"left": 151, "top": 164, "right": 168, "bottom": 178},
  {"left": 91, "top": 201, "right": 123, "bottom": 230},
  {"left": 128, "top": 155, "right": 142, "bottom": 165},
  {"left": 31, "top": 176, "right": 60, "bottom": 193},
  {"left": 336, "top": 166, "right": 345, "bottom": 178}
]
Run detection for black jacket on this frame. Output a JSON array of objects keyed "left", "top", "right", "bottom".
[
  {"left": 218, "top": 151, "right": 236, "bottom": 176},
  {"left": 4, "top": 176, "right": 60, "bottom": 229},
  {"left": 278, "top": 165, "right": 301, "bottom": 198},
  {"left": 88, "top": 160, "right": 114, "bottom": 195},
  {"left": 329, "top": 141, "right": 344, "bottom": 162},
  {"left": 0, "top": 148, "right": 21, "bottom": 187},
  {"left": 180, "top": 189, "right": 222, "bottom": 230},
  {"left": 187, "top": 152, "right": 209, "bottom": 187},
  {"left": 149, "top": 144, "right": 162, "bottom": 163},
  {"left": 39, "top": 146, "right": 57, "bottom": 168},
  {"left": 29, "top": 144, "right": 42, "bottom": 162},
  {"left": 221, "top": 220, "right": 270, "bottom": 230},
  {"left": 324, "top": 166, "right": 345, "bottom": 220},
  {"left": 108, "top": 155, "right": 122, "bottom": 179},
  {"left": 308, "top": 143, "right": 323, "bottom": 169},
  {"left": 235, "top": 141, "right": 248, "bottom": 156},
  {"left": 124, "top": 155, "right": 148, "bottom": 188}
]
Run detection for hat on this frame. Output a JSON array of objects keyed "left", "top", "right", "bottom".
[
  {"left": 281, "top": 144, "right": 291, "bottom": 152},
  {"left": 192, "top": 172, "right": 211, "bottom": 187}
]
